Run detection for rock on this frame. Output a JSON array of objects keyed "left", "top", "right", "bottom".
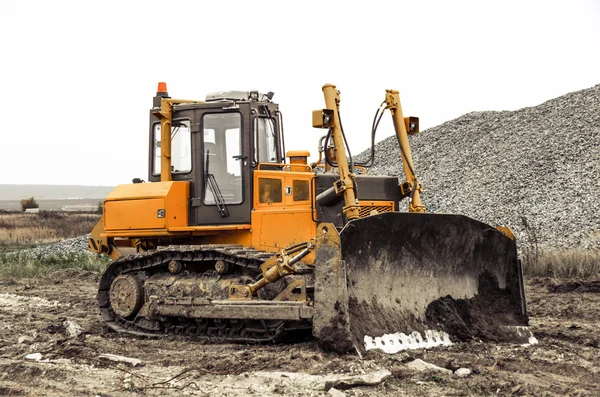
[
  {"left": 328, "top": 388, "right": 346, "bottom": 397},
  {"left": 406, "top": 359, "right": 452, "bottom": 374},
  {"left": 454, "top": 368, "right": 472, "bottom": 377},
  {"left": 511, "top": 384, "right": 529, "bottom": 395},
  {"left": 98, "top": 353, "right": 142, "bottom": 367},
  {"left": 7, "top": 234, "right": 93, "bottom": 259},
  {"left": 63, "top": 320, "right": 83, "bottom": 338},
  {"left": 323, "top": 369, "right": 391, "bottom": 391},
  {"left": 577, "top": 358, "right": 600, "bottom": 374},
  {"left": 25, "top": 353, "right": 43, "bottom": 361},
  {"left": 18, "top": 336, "right": 34, "bottom": 344}
]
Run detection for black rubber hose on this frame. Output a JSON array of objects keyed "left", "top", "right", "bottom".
[
  {"left": 337, "top": 112, "right": 361, "bottom": 198},
  {"left": 310, "top": 135, "right": 328, "bottom": 169},
  {"left": 355, "top": 106, "right": 385, "bottom": 167},
  {"left": 356, "top": 109, "right": 379, "bottom": 167},
  {"left": 324, "top": 128, "right": 337, "bottom": 167},
  {"left": 283, "top": 244, "right": 309, "bottom": 257},
  {"left": 284, "top": 241, "right": 309, "bottom": 252},
  {"left": 323, "top": 126, "right": 358, "bottom": 198},
  {"left": 337, "top": 111, "right": 355, "bottom": 173}
]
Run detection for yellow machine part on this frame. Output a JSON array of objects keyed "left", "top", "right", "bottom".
[
  {"left": 251, "top": 169, "right": 316, "bottom": 253},
  {"left": 357, "top": 200, "right": 394, "bottom": 218},
  {"left": 104, "top": 181, "right": 188, "bottom": 232}
]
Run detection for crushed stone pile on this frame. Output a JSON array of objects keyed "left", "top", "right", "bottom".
[
  {"left": 13, "top": 235, "right": 91, "bottom": 258},
  {"left": 356, "top": 84, "right": 600, "bottom": 250}
]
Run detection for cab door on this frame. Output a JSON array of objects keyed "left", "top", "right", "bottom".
[{"left": 191, "top": 105, "right": 252, "bottom": 225}]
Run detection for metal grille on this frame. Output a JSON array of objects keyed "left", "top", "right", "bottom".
[{"left": 358, "top": 202, "right": 394, "bottom": 218}]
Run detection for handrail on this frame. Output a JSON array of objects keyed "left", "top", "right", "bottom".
[{"left": 257, "top": 163, "right": 312, "bottom": 172}]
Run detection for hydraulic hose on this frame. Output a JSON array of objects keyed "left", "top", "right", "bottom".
[
  {"left": 337, "top": 111, "right": 355, "bottom": 173},
  {"left": 310, "top": 135, "right": 327, "bottom": 169},
  {"left": 355, "top": 105, "right": 385, "bottom": 167},
  {"left": 324, "top": 128, "right": 336, "bottom": 167}
]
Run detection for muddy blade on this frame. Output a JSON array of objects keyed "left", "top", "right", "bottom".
[{"left": 313, "top": 213, "right": 527, "bottom": 354}]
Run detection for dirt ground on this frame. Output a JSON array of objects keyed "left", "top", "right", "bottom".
[{"left": 1, "top": 272, "right": 599, "bottom": 396}]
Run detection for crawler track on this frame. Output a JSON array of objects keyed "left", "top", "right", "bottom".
[{"left": 98, "top": 245, "right": 312, "bottom": 343}]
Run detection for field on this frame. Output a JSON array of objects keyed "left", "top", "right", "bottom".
[
  {"left": 1, "top": 213, "right": 600, "bottom": 396},
  {"left": 0, "top": 199, "right": 102, "bottom": 212},
  {"left": 0, "top": 211, "right": 100, "bottom": 248}
]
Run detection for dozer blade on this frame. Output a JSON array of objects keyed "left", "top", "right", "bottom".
[{"left": 313, "top": 213, "right": 529, "bottom": 355}]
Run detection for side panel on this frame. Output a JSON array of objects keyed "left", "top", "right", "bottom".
[
  {"left": 104, "top": 181, "right": 189, "bottom": 232},
  {"left": 252, "top": 210, "right": 315, "bottom": 250},
  {"left": 105, "top": 198, "right": 166, "bottom": 230},
  {"left": 251, "top": 169, "right": 316, "bottom": 250}
]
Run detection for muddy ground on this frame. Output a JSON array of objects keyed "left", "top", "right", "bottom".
[{"left": 1, "top": 272, "right": 599, "bottom": 396}]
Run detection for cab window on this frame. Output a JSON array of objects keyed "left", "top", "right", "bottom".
[
  {"left": 203, "top": 113, "right": 243, "bottom": 205},
  {"left": 153, "top": 120, "right": 191, "bottom": 175},
  {"left": 254, "top": 117, "right": 278, "bottom": 164}
]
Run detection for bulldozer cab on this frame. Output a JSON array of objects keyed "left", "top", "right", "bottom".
[{"left": 147, "top": 91, "right": 285, "bottom": 226}]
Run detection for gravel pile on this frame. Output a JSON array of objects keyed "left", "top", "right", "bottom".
[
  {"left": 14, "top": 235, "right": 91, "bottom": 258},
  {"left": 356, "top": 84, "right": 600, "bottom": 250}
]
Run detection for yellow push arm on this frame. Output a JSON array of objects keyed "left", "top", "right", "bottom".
[
  {"left": 321, "top": 84, "right": 360, "bottom": 220},
  {"left": 384, "top": 89, "right": 426, "bottom": 213}
]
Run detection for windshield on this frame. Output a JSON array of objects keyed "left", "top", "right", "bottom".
[{"left": 254, "top": 117, "right": 278, "bottom": 164}]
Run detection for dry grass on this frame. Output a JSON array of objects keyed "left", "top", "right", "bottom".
[
  {"left": 0, "top": 211, "right": 100, "bottom": 247},
  {"left": 0, "top": 211, "right": 108, "bottom": 278},
  {"left": 520, "top": 217, "right": 600, "bottom": 278},
  {"left": 522, "top": 246, "right": 600, "bottom": 278}
]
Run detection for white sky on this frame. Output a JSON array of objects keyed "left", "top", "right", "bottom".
[{"left": 0, "top": 0, "right": 598, "bottom": 186}]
